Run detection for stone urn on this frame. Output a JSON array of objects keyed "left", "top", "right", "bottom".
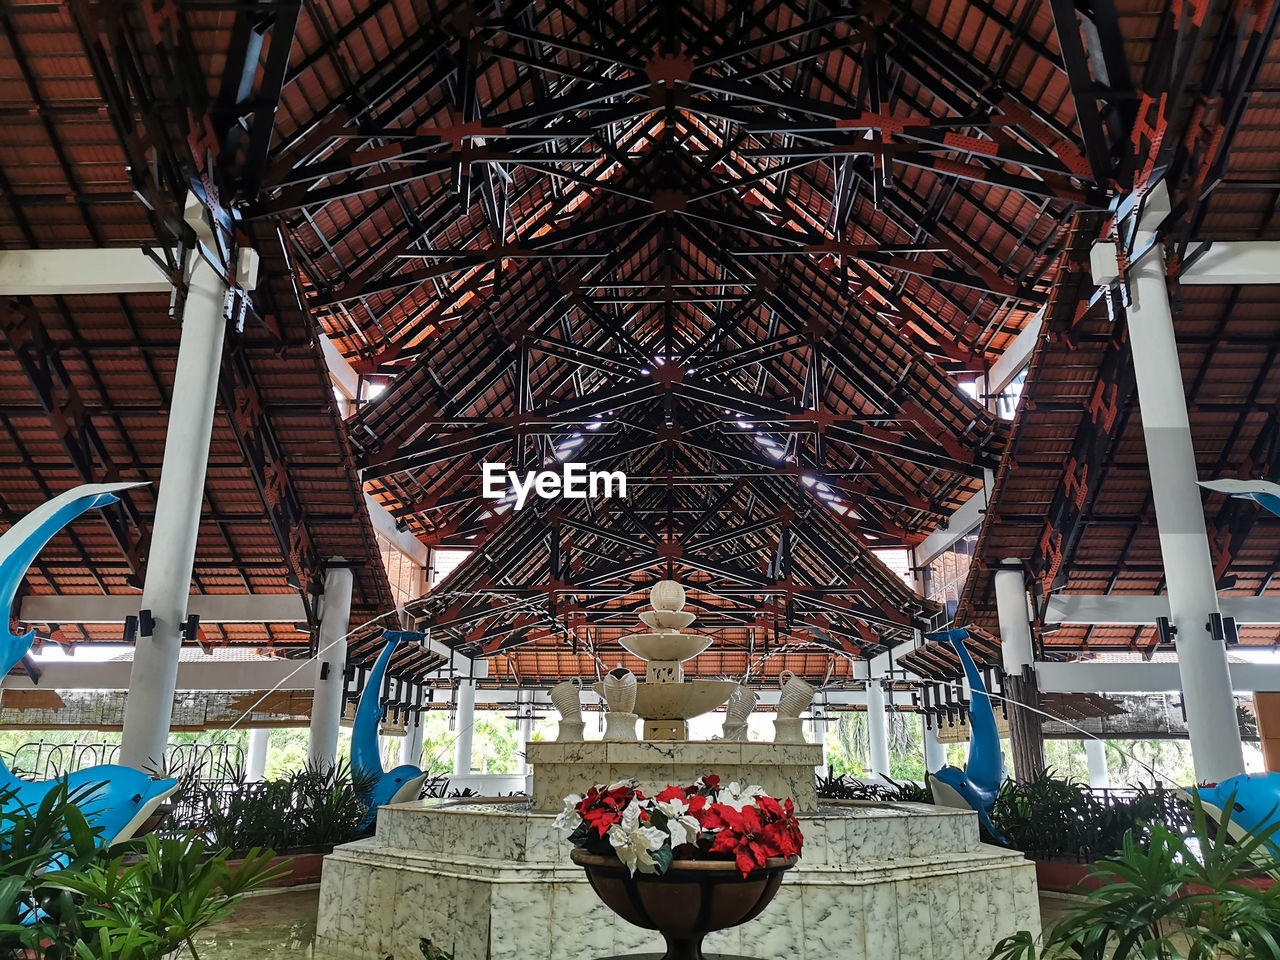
[
  {"left": 570, "top": 849, "right": 796, "bottom": 960},
  {"left": 773, "top": 671, "right": 815, "bottom": 744},
  {"left": 594, "top": 667, "right": 640, "bottom": 741},
  {"left": 550, "top": 678, "right": 585, "bottom": 742},
  {"left": 722, "top": 685, "right": 757, "bottom": 742}
]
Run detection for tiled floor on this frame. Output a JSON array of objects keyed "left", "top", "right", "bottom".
[
  {"left": 186, "top": 887, "right": 1077, "bottom": 960},
  {"left": 186, "top": 888, "right": 327, "bottom": 960}
]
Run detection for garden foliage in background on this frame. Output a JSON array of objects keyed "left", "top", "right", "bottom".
[
  {"left": 815, "top": 767, "right": 1191, "bottom": 863},
  {"left": 0, "top": 781, "right": 281, "bottom": 960},
  {"left": 988, "top": 796, "right": 1280, "bottom": 959}
]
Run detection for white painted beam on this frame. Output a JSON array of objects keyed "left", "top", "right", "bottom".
[
  {"left": 0, "top": 248, "right": 171, "bottom": 296},
  {"left": 983, "top": 308, "right": 1043, "bottom": 398},
  {"left": 914, "top": 487, "right": 986, "bottom": 567},
  {"left": 19, "top": 593, "right": 308, "bottom": 625},
  {"left": 1036, "top": 659, "right": 1280, "bottom": 694},
  {"left": 364, "top": 493, "right": 429, "bottom": 565},
  {"left": 1045, "top": 593, "right": 1280, "bottom": 625},
  {"left": 320, "top": 332, "right": 360, "bottom": 401},
  {"left": 2, "top": 655, "right": 466, "bottom": 693},
  {"left": 2, "top": 657, "right": 315, "bottom": 692},
  {"left": 1180, "top": 243, "right": 1280, "bottom": 285},
  {"left": 463, "top": 687, "right": 918, "bottom": 708},
  {"left": 859, "top": 637, "right": 926, "bottom": 681}
]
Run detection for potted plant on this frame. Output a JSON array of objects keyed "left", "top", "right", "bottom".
[
  {"left": 987, "top": 796, "right": 1280, "bottom": 959},
  {"left": 986, "top": 770, "right": 1194, "bottom": 892},
  {"left": 557, "top": 776, "right": 802, "bottom": 960},
  {"left": 0, "top": 781, "right": 284, "bottom": 959},
  {"left": 164, "top": 761, "right": 380, "bottom": 885}
]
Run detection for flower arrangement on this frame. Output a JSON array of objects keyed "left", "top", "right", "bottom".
[{"left": 556, "top": 775, "right": 803, "bottom": 878}]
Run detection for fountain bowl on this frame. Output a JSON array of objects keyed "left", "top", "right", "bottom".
[
  {"left": 620, "top": 632, "right": 712, "bottom": 663},
  {"left": 633, "top": 679, "right": 737, "bottom": 720},
  {"left": 639, "top": 609, "right": 697, "bottom": 631}
]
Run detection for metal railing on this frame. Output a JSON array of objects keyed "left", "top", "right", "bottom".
[{"left": 7, "top": 740, "right": 245, "bottom": 783}]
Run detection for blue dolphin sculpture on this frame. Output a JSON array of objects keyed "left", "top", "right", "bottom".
[
  {"left": 350, "top": 630, "right": 428, "bottom": 828},
  {"left": 1, "top": 482, "right": 178, "bottom": 848},
  {"left": 1192, "top": 774, "right": 1280, "bottom": 854},
  {"left": 1199, "top": 478, "right": 1280, "bottom": 519},
  {"left": 925, "top": 627, "right": 1007, "bottom": 843}
]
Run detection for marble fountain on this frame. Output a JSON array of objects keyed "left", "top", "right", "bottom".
[{"left": 315, "top": 582, "right": 1039, "bottom": 960}]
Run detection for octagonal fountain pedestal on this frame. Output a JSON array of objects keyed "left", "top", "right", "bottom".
[
  {"left": 315, "top": 735, "right": 1040, "bottom": 960},
  {"left": 316, "top": 791, "right": 1039, "bottom": 960}
]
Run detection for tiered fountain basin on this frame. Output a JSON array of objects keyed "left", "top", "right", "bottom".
[
  {"left": 315, "top": 587, "right": 1038, "bottom": 960},
  {"left": 528, "top": 740, "right": 823, "bottom": 813},
  {"left": 316, "top": 795, "right": 1039, "bottom": 960}
]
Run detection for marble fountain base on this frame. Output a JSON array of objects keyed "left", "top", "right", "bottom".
[
  {"left": 315, "top": 797, "right": 1040, "bottom": 960},
  {"left": 526, "top": 741, "right": 823, "bottom": 813}
]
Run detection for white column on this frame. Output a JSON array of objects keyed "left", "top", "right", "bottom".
[
  {"left": 1128, "top": 230, "right": 1245, "bottom": 783},
  {"left": 923, "top": 716, "right": 948, "bottom": 773},
  {"left": 809, "top": 711, "right": 828, "bottom": 772},
  {"left": 453, "top": 678, "right": 476, "bottom": 776},
  {"left": 400, "top": 714, "right": 425, "bottom": 767},
  {"left": 245, "top": 728, "right": 270, "bottom": 782},
  {"left": 995, "top": 566, "right": 1035, "bottom": 675},
  {"left": 866, "top": 680, "right": 891, "bottom": 780},
  {"left": 516, "top": 694, "right": 534, "bottom": 775},
  {"left": 1084, "top": 739, "right": 1110, "bottom": 789},
  {"left": 307, "top": 565, "right": 355, "bottom": 771},
  {"left": 120, "top": 252, "right": 230, "bottom": 772}
]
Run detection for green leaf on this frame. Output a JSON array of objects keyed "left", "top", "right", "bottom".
[{"left": 649, "top": 843, "right": 674, "bottom": 876}]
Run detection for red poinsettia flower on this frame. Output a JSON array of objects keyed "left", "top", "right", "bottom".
[
  {"left": 756, "top": 794, "right": 785, "bottom": 819},
  {"left": 577, "top": 782, "right": 641, "bottom": 837},
  {"left": 656, "top": 785, "right": 686, "bottom": 803},
  {"left": 707, "top": 803, "right": 775, "bottom": 877},
  {"left": 761, "top": 818, "right": 802, "bottom": 859}
]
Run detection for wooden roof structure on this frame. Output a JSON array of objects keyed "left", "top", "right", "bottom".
[
  {"left": 0, "top": 0, "right": 395, "bottom": 665},
  {"left": 246, "top": 0, "right": 1098, "bottom": 680},
  {"left": 907, "top": 0, "right": 1280, "bottom": 678},
  {"left": 3, "top": 0, "right": 1270, "bottom": 685}
]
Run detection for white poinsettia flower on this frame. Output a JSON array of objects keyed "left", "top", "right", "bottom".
[
  {"left": 717, "top": 782, "right": 766, "bottom": 811},
  {"left": 607, "top": 778, "right": 640, "bottom": 792},
  {"left": 609, "top": 821, "right": 669, "bottom": 874},
  {"left": 607, "top": 799, "right": 669, "bottom": 874},
  {"left": 655, "top": 797, "right": 701, "bottom": 847},
  {"left": 553, "top": 793, "right": 584, "bottom": 837}
]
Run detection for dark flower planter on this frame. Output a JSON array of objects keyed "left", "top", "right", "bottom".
[
  {"left": 1034, "top": 859, "right": 1106, "bottom": 893},
  {"left": 224, "top": 850, "right": 326, "bottom": 887},
  {"left": 570, "top": 849, "right": 796, "bottom": 960},
  {"left": 1034, "top": 859, "right": 1276, "bottom": 896}
]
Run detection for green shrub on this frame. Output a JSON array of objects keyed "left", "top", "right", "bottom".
[
  {"left": 167, "top": 760, "right": 380, "bottom": 854},
  {"left": 989, "top": 795, "right": 1280, "bottom": 960},
  {"left": 990, "top": 770, "right": 1190, "bottom": 862},
  {"left": 0, "top": 781, "right": 283, "bottom": 959},
  {"left": 814, "top": 769, "right": 934, "bottom": 803}
]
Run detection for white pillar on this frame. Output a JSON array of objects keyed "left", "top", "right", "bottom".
[
  {"left": 1084, "top": 739, "right": 1110, "bottom": 789},
  {"left": 995, "top": 567, "right": 1035, "bottom": 675},
  {"left": 923, "top": 716, "right": 948, "bottom": 773},
  {"left": 307, "top": 565, "right": 355, "bottom": 771},
  {"left": 120, "top": 252, "right": 230, "bottom": 772},
  {"left": 516, "top": 693, "right": 534, "bottom": 775},
  {"left": 1128, "top": 219, "right": 1245, "bottom": 783},
  {"left": 809, "top": 711, "right": 828, "bottom": 772},
  {"left": 866, "top": 680, "right": 891, "bottom": 780},
  {"left": 400, "top": 714, "right": 425, "bottom": 767},
  {"left": 245, "top": 728, "right": 269, "bottom": 782},
  {"left": 453, "top": 678, "right": 476, "bottom": 776}
]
